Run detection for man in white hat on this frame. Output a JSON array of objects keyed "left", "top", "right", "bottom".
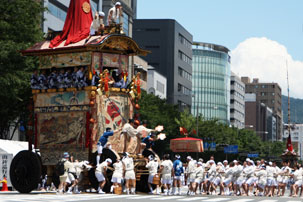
[
  {"left": 145, "top": 155, "right": 159, "bottom": 194},
  {"left": 159, "top": 154, "right": 174, "bottom": 195},
  {"left": 243, "top": 160, "right": 255, "bottom": 196},
  {"left": 107, "top": 2, "right": 123, "bottom": 25},
  {"left": 185, "top": 156, "right": 196, "bottom": 195},
  {"left": 122, "top": 152, "right": 136, "bottom": 194},
  {"left": 86, "top": 11, "right": 105, "bottom": 43},
  {"left": 57, "top": 152, "right": 73, "bottom": 194},
  {"left": 95, "top": 158, "right": 112, "bottom": 194}
]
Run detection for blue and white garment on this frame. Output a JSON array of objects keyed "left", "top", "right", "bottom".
[
  {"left": 173, "top": 159, "right": 184, "bottom": 177},
  {"left": 38, "top": 73, "right": 48, "bottom": 89},
  {"left": 48, "top": 72, "right": 57, "bottom": 89}
]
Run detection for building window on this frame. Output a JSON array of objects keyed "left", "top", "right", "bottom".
[
  {"left": 272, "top": 93, "right": 275, "bottom": 96},
  {"left": 178, "top": 67, "right": 192, "bottom": 81},
  {"left": 177, "top": 83, "right": 191, "bottom": 95},
  {"left": 178, "top": 34, "right": 192, "bottom": 49},
  {"left": 123, "top": 12, "right": 129, "bottom": 36},
  {"left": 178, "top": 51, "right": 192, "bottom": 65},
  {"left": 90, "top": 1, "right": 98, "bottom": 12},
  {"left": 48, "top": 2, "right": 67, "bottom": 21},
  {"left": 156, "top": 81, "right": 164, "bottom": 93}
]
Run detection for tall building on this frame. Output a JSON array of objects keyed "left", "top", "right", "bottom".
[
  {"left": 147, "top": 67, "right": 167, "bottom": 99},
  {"left": 133, "top": 19, "right": 193, "bottom": 109},
  {"left": 43, "top": 0, "right": 137, "bottom": 37},
  {"left": 245, "top": 93, "right": 277, "bottom": 141},
  {"left": 242, "top": 77, "right": 282, "bottom": 141},
  {"left": 283, "top": 124, "right": 303, "bottom": 160},
  {"left": 191, "top": 42, "right": 231, "bottom": 124},
  {"left": 230, "top": 72, "right": 245, "bottom": 128}
]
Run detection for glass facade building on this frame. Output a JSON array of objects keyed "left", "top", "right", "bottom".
[{"left": 191, "top": 42, "right": 231, "bottom": 124}]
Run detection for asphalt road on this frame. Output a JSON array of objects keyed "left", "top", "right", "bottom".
[{"left": 1, "top": 191, "right": 303, "bottom": 202}]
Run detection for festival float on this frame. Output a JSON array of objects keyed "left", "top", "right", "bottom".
[{"left": 9, "top": 0, "right": 159, "bottom": 193}]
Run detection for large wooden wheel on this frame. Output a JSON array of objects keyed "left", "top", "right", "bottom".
[{"left": 10, "top": 150, "right": 42, "bottom": 193}]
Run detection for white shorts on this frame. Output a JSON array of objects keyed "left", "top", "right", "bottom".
[
  {"left": 68, "top": 173, "right": 76, "bottom": 182},
  {"left": 125, "top": 170, "right": 136, "bottom": 180},
  {"left": 245, "top": 177, "right": 255, "bottom": 186},
  {"left": 174, "top": 176, "right": 182, "bottom": 180},
  {"left": 295, "top": 180, "right": 302, "bottom": 186},
  {"left": 236, "top": 178, "right": 245, "bottom": 186},
  {"left": 267, "top": 178, "right": 275, "bottom": 186},
  {"left": 148, "top": 174, "right": 155, "bottom": 184},
  {"left": 223, "top": 178, "right": 232, "bottom": 186},
  {"left": 161, "top": 174, "right": 172, "bottom": 185},
  {"left": 282, "top": 179, "right": 289, "bottom": 184},
  {"left": 212, "top": 177, "right": 221, "bottom": 186},
  {"left": 111, "top": 177, "right": 122, "bottom": 183},
  {"left": 95, "top": 172, "right": 105, "bottom": 182},
  {"left": 195, "top": 177, "right": 203, "bottom": 184},
  {"left": 188, "top": 177, "right": 196, "bottom": 183},
  {"left": 97, "top": 145, "right": 103, "bottom": 154}
]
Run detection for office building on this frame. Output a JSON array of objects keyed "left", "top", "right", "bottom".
[
  {"left": 242, "top": 77, "right": 282, "bottom": 141},
  {"left": 147, "top": 67, "right": 167, "bottom": 99},
  {"left": 245, "top": 93, "right": 277, "bottom": 141},
  {"left": 191, "top": 42, "right": 231, "bottom": 124},
  {"left": 133, "top": 19, "right": 193, "bottom": 109},
  {"left": 230, "top": 72, "right": 245, "bottom": 128},
  {"left": 43, "top": 0, "right": 137, "bottom": 37},
  {"left": 283, "top": 124, "right": 303, "bottom": 160}
]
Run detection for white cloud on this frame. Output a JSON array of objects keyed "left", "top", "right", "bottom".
[{"left": 231, "top": 37, "right": 303, "bottom": 99}]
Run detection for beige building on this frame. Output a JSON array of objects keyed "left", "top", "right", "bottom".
[{"left": 241, "top": 77, "right": 282, "bottom": 141}]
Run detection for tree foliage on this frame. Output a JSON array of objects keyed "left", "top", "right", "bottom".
[
  {"left": 139, "top": 92, "right": 285, "bottom": 160},
  {"left": 0, "top": 0, "right": 44, "bottom": 139}
]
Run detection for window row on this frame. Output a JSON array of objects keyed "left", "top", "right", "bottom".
[
  {"left": 48, "top": 2, "right": 67, "bottom": 22},
  {"left": 178, "top": 67, "right": 192, "bottom": 81},
  {"left": 178, "top": 51, "right": 192, "bottom": 65},
  {"left": 156, "top": 80, "right": 165, "bottom": 94},
  {"left": 178, "top": 34, "right": 192, "bottom": 49},
  {"left": 178, "top": 83, "right": 191, "bottom": 95}
]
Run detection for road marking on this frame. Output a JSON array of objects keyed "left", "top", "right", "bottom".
[
  {"left": 226, "top": 199, "right": 254, "bottom": 202},
  {"left": 258, "top": 200, "right": 277, "bottom": 202},
  {"left": 177, "top": 197, "right": 209, "bottom": 201},
  {"left": 151, "top": 196, "right": 184, "bottom": 200},
  {"left": 203, "top": 198, "right": 230, "bottom": 202},
  {"left": 286, "top": 201, "right": 303, "bottom": 202},
  {"left": 128, "top": 195, "right": 161, "bottom": 199}
]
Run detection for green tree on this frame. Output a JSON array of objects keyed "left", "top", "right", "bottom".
[
  {"left": 0, "top": 0, "right": 44, "bottom": 139},
  {"left": 138, "top": 91, "right": 180, "bottom": 155}
]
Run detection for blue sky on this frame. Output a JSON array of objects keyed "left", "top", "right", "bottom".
[{"left": 137, "top": 0, "right": 303, "bottom": 61}]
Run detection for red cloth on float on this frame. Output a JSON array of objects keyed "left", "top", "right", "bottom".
[
  {"left": 287, "top": 133, "right": 293, "bottom": 152},
  {"left": 49, "top": 0, "right": 93, "bottom": 48}
]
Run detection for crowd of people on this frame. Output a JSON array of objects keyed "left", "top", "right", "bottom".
[
  {"left": 55, "top": 150, "right": 303, "bottom": 198},
  {"left": 143, "top": 155, "right": 303, "bottom": 198},
  {"left": 30, "top": 67, "right": 129, "bottom": 91}
]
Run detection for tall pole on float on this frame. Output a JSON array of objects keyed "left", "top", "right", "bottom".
[{"left": 287, "top": 60, "right": 291, "bottom": 143}]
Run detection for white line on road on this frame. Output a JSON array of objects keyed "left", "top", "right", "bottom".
[
  {"left": 286, "top": 201, "right": 303, "bottom": 202},
  {"left": 258, "top": 200, "right": 278, "bottom": 202},
  {"left": 177, "top": 197, "right": 209, "bottom": 201},
  {"left": 128, "top": 195, "right": 161, "bottom": 199},
  {"left": 202, "top": 198, "right": 230, "bottom": 202},
  {"left": 226, "top": 199, "right": 254, "bottom": 202},
  {"left": 151, "top": 196, "right": 184, "bottom": 200}
]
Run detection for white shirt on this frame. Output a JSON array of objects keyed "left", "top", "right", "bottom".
[
  {"left": 112, "top": 161, "right": 123, "bottom": 178},
  {"left": 161, "top": 160, "right": 173, "bottom": 175},
  {"left": 122, "top": 157, "right": 134, "bottom": 171},
  {"left": 122, "top": 123, "right": 138, "bottom": 137},
  {"left": 187, "top": 160, "right": 196, "bottom": 174},
  {"left": 208, "top": 164, "right": 217, "bottom": 177},
  {"left": 225, "top": 167, "right": 234, "bottom": 180},
  {"left": 96, "top": 161, "right": 107, "bottom": 173},
  {"left": 107, "top": 6, "right": 121, "bottom": 24},
  {"left": 137, "top": 125, "right": 153, "bottom": 138},
  {"left": 195, "top": 166, "right": 204, "bottom": 178},
  {"left": 146, "top": 160, "right": 158, "bottom": 175},
  {"left": 293, "top": 169, "right": 303, "bottom": 181},
  {"left": 91, "top": 16, "right": 104, "bottom": 32}
]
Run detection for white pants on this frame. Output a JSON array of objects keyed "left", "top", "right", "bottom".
[{"left": 95, "top": 172, "right": 105, "bottom": 182}]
